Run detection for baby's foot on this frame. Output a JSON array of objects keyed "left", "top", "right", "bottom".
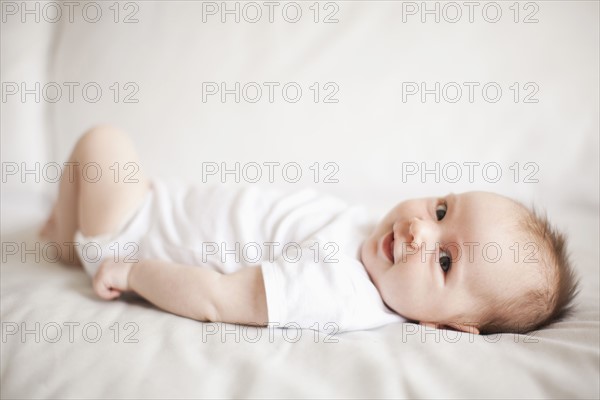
[
  {"left": 38, "top": 207, "right": 57, "bottom": 241},
  {"left": 38, "top": 206, "right": 84, "bottom": 268}
]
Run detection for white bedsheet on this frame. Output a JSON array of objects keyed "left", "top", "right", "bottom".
[{"left": 1, "top": 190, "right": 598, "bottom": 399}]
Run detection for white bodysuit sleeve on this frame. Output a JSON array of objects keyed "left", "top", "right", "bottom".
[{"left": 260, "top": 240, "right": 405, "bottom": 332}]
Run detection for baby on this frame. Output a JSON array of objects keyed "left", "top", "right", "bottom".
[{"left": 40, "top": 126, "right": 579, "bottom": 335}]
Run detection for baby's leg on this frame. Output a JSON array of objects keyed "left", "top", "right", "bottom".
[{"left": 41, "top": 125, "right": 149, "bottom": 266}]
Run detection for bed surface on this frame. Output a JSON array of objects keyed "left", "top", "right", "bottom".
[{"left": 1, "top": 190, "right": 598, "bottom": 399}]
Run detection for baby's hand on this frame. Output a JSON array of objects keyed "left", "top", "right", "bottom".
[{"left": 93, "top": 258, "right": 135, "bottom": 300}]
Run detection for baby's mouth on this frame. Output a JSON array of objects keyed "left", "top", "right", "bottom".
[{"left": 382, "top": 231, "right": 395, "bottom": 264}]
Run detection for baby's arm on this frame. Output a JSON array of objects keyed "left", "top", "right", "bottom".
[{"left": 94, "top": 259, "right": 268, "bottom": 326}]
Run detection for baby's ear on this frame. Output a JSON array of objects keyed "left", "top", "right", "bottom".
[
  {"left": 419, "top": 321, "right": 480, "bottom": 335},
  {"left": 445, "top": 322, "right": 480, "bottom": 335},
  {"left": 419, "top": 321, "right": 440, "bottom": 329}
]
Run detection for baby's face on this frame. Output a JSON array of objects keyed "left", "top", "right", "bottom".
[{"left": 361, "top": 191, "right": 535, "bottom": 332}]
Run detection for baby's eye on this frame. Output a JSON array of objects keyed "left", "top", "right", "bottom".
[
  {"left": 439, "top": 250, "right": 452, "bottom": 272},
  {"left": 436, "top": 202, "right": 448, "bottom": 221}
]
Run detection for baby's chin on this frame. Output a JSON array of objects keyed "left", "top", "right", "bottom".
[
  {"left": 359, "top": 240, "right": 371, "bottom": 270},
  {"left": 359, "top": 236, "right": 380, "bottom": 276}
]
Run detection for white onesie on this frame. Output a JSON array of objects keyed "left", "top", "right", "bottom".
[{"left": 75, "top": 179, "right": 406, "bottom": 332}]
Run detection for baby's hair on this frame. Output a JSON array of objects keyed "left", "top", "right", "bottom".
[{"left": 478, "top": 203, "right": 580, "bottom": 335}]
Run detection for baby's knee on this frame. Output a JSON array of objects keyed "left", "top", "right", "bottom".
[{"left": 75, "top": 125, "right": 133, "bottom": 158}]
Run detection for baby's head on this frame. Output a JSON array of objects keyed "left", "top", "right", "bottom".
[{"left": 361, "top": 191, "right": 579, "bottom": 335}]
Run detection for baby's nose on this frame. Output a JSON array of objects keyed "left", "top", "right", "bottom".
[{"left": 409, "top": 217, "right": 434, "bottom": 248}]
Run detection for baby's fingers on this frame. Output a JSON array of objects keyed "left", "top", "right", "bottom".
[
  {"left": 93, "top": 261, "right": 121, "bottom": 300},
  {"left": 95, "top": 281, "right": 122, "bottom": 300}
]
